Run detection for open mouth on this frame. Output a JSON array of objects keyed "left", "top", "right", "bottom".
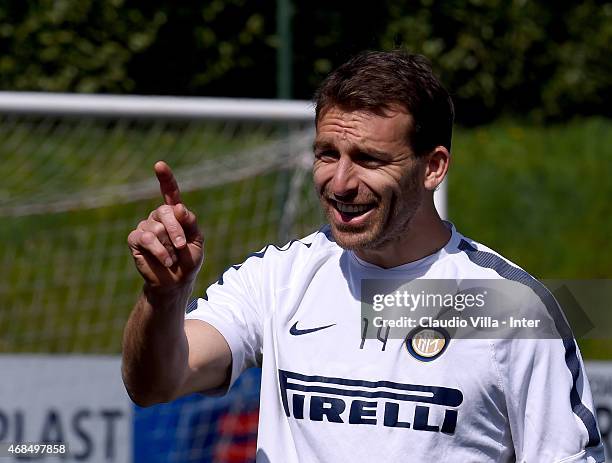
[{"left": 329, "top": 199, "right": 375, "bottom": 219}]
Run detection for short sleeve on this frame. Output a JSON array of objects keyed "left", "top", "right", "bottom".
[{"left": 185, "top": 257, "right": 265, "bottom": 394}]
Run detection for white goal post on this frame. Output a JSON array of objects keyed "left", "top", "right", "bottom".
[{"left": 0, "top": 91, "right": 315, "bottom": 121}]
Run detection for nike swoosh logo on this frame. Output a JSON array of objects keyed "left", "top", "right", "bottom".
[{"left": 289, "top": 321, "right": 335, "bottom": 336}]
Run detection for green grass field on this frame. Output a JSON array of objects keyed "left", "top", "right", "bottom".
[
  {"left": 449, "top": 117, "right": 612, "bottom": 359},
  {"left": 450, "top": 117, "right": 611, "bottom": 279},
  {"left": 1, "top": 116, "right": 610, "bottom": 357}
]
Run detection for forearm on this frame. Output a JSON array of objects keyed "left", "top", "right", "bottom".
[
  {"left": 121, "top": 283, "right": 192, "bottom": 406},
  {"left": 124, "top": 165, "right": 224, "bottom": 404}
]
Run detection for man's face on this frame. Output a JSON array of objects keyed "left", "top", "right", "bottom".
[{"left": 313, "top": 105, "right": 426, "bottom": 251}]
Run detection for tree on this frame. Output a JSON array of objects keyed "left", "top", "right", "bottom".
[
  {"left": 0, "top": 0, "right": 165, "bottom": 92},
  {"left": 1, "top": 0, "right": 610, "bottom": 123}
]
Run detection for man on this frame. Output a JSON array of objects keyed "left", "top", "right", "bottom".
[{"left": 122, "top": 51, "right": 604, "bottom": 461}]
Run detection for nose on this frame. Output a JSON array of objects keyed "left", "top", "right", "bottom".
[{"left": 330, "top": 156, "right": 358, "bottom": 199}]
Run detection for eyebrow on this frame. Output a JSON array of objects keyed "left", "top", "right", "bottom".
[
  {"left": 312, "top": 140, "right": 334, "bottom": 152},
  {"left": 313, "top": 140, "right": 392, "bottom": 159}
]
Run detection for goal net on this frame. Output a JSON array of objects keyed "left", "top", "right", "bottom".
[{"left": 0, "top": 94, "right": 320, "bottom": 353}]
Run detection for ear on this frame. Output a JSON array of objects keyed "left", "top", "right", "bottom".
[{"left": 423, "top": 146, "right": 450, "bottom": 191}]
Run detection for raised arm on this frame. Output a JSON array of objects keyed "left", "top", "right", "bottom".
[{"left": 122, "top": 161, "right": 232, "bottom": 407}]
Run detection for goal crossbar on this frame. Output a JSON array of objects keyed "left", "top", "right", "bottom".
[{"left": 0, "top": 91, "right": 315, "bottom": 121}]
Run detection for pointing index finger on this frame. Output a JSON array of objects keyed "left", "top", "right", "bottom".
[{"left": 154, "top": 161, "right": 182, "bottom": 206}]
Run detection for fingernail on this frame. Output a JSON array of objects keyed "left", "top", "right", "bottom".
[
  {"left": 165, "top": 258, "right": 173, "bottom": 267},
  {"left": 175, "top": 236, "right": 185, "bottom": 246}
]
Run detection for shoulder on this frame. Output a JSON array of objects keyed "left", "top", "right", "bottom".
[
  {"left": 442, "top": 224, "right": 530, "bottom": 281},
  {"left": 246, "top": 224, "right": 338, "bottom": 266},
  {"left": 453, "top": 229, "right": 556, "bottom": 316},
  {"left": 452, "top": 228, "right": 578, "bottom": 347},
  {"left": 190, "top": 226, "right": 339, "bottom": 309},
  {"left": 214, "top": 225, "right": 340, "bottom": 284},
  {"left": 447, "top": 227, "right": 573, "bottom": 334}
]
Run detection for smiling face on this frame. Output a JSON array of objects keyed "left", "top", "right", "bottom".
[{"left": 313, "top": 105, "right": 426, "bottom": 251}]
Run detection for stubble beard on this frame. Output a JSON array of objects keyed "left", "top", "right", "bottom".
[
  {"left": 320, "top": 194, "right": 387, "bottom": 251},
  {"left": 319, "top": 174, "right": 424, "bottom": 252}
]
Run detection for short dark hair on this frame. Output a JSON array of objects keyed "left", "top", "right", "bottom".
[{"left": 314, "top": 50, "right": 454, "bottom": 156}]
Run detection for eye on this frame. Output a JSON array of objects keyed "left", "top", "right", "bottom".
[
  {"left": 355, "top": 152, "right": 384, "bottom": 167},
  {"left": 314, "top": 150, "right": 339, "bottom": 162}
]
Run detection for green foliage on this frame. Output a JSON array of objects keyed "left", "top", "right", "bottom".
[
  {"left": 450, "top": 117, "right": 612, "bottom": 278},
  {"left": 379, "top": 0, "right": 612, "bottom": 123},
  {"left": 0, "top": 0, "right": 166, "bottom": 92},
  {"left": 126, "top": 1, "right": 276, "bottom": 95},
  {"left": 0, "top": 1, "right": 610, "bottom": 120}
]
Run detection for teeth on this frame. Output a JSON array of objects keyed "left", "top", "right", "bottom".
[{"left": 335, "top": 202, "right": 371, "bottom": 213}]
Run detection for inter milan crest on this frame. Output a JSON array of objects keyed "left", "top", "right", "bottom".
[{"left": 405, "top": 327, "right": 450, "bottom": 362}]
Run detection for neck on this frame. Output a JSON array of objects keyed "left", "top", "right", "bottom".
[{"left": 354, "top": 205, "right": 451, "bottom": 269}]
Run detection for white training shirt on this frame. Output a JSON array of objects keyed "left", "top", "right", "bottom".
[{"left": 186, "top": 222, "right": 605, "bottom": 462}]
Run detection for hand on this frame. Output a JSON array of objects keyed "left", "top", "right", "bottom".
[{"left": 128, "top": 161, "right": 204, "bottom": 290}]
